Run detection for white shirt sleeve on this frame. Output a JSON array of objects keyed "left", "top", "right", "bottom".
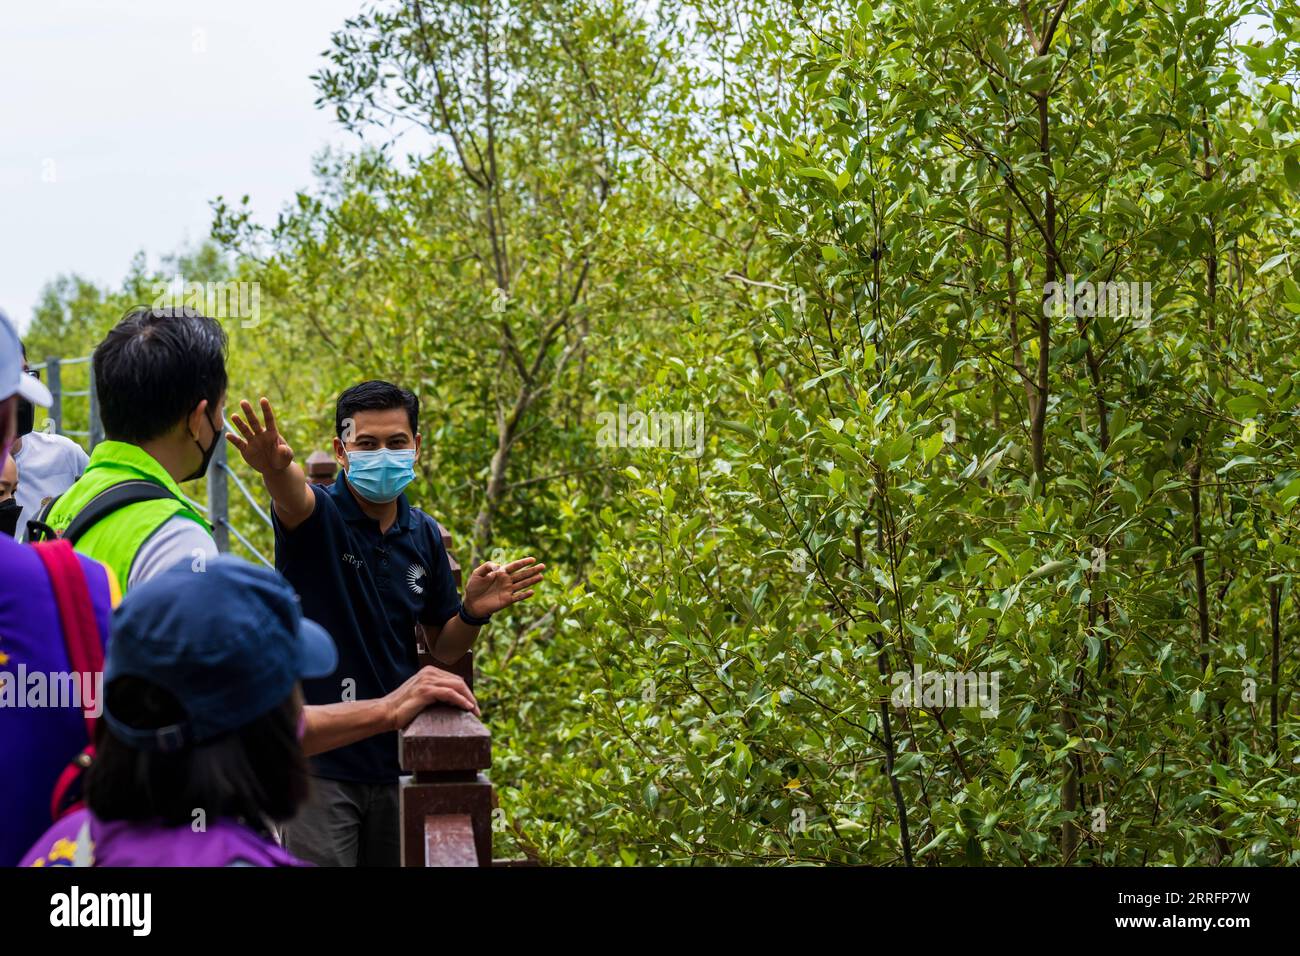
[
  {"left": 127, "top": 516, "right": 221, "bottom": 589},
  {"left": 67, "top": 441, "right": 89, "bottom": 478}
]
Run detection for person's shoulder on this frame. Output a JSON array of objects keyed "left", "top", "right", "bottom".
[
  {"left": 62, "top": 435, "right": 90, "bottom": 465},
  {"left": 25, "top": 431, "right": 90, "bottom": 468},
  {"left": 151, "top": 514, "right": 218, "bottom": 554},
  {"left": 20, "top": 808, "right": 91, "bottom": 867},
  {"left": 74, "top": 550, "right": 121, "bottom": 606},
  {"left": 129, "top": 515, "right": 219, "bottom": 588},
  {"left": 0, "top": 530, "right": 40, "bottom": 573},
  {"left": 405, "top": 509, "right": 447, "bottom": 568},
  {"left": 28, "top": 430, "right": 85, "bottom": 454},
  {"left": 409, "top": 507, "right": 445, "bottom": 544},
  {"left": 274, "top": 480, "right": 339, "bottom": 542},
  {"left": 307, "top": 479, "right": 344, "bottom": 522},
  {"left": 409, "top": 505, "right": 440, "bottom": 527}
]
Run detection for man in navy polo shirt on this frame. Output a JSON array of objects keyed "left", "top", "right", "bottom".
[{"left": 227, "top": 381, "right": 544, "bottom": 866}]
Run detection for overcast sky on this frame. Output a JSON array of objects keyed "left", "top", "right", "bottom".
[
  {"left": 0, "top": 0, "right": 393, "bottom": 332},
  {"left": 1, "top": 4, "right": 1275, "bottom": 337}
]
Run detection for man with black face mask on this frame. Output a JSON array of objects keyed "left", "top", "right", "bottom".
[
  {"left": 9, "top": 338, "right": 89, "bottom": 541},
  {"left": 36, "top": 307, "right": 478, "bottom": 764},
  {"left": 37, "top": 307, "right": 224, "bottom": 590}
]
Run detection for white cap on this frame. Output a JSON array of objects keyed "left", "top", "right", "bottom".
[{"left": 0, "top": 309, "right": 54, "bottom": 406}]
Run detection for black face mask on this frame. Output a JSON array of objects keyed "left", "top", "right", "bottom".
[
  {"left": 0, "top": 498, "right": 21, "bottom": 538},
  {"left": 16, "top": 398, "right": 34, "bottom": 437},
  {"left": 184, "top": 409, "right": 224, "bottom": 482}
]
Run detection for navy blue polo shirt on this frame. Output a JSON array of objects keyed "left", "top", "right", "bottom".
[{"left": 273, "top": 473, "right": 462, "bottom": 784}]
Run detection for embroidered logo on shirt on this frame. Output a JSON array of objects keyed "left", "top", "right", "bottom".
[
  {"left": 407, "top": 563, "right": 427, "bottom": 594},
  {"left": 342, "top": 553, "right": 362, "bottom": 570}
]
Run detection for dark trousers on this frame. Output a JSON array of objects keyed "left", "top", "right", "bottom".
[{"left": 283, "top": 776, "right": 401, "bottom": 867}]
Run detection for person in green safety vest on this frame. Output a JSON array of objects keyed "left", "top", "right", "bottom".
[
  {"left": 41, "top": 305, "right": 480, "bottom": 760},
  {"left": 43, "top": 307, "right": 224, "bottom": 590}
]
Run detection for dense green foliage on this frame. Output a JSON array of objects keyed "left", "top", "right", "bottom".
[{"left": 25, "top": 0, "right": 1300, "bottom": 864}]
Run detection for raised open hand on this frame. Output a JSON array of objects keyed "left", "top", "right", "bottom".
[
  {"left": 226, "top": 397, "right": 295, "bottom": 475},
  {"left": 462, "top": 556, "right": 546, "bottom": 618}
]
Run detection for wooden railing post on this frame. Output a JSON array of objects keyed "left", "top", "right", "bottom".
[
  {"left": 401, "top": 521, "right": 493, "bottom": 866},
  {"left": 399, "top": 707, "right": 494, "bottom": 866}
]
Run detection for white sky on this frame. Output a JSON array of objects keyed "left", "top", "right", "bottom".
[{"left": 0, "top": 0, "right": 395, "bottom": 332}]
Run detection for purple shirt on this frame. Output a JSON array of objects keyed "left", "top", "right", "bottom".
[
  {"left": 0, "top": 533, "right": 113, "bottom": 866},
  {"left": 21, "top": 808, "right": 307, "bottom": 867}
]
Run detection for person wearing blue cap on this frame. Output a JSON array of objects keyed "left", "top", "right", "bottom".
[{"left": 21, "top": 555, "right": 339, "bottom": 867}]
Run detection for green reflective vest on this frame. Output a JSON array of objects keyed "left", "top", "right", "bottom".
[{"left": 46, "top": 440, "right": 210, "bottom": 591}]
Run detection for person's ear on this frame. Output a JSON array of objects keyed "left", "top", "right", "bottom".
[
  {"left": 414, "top": 433, "right": 421, "bottom": 457},
  {"left": 333, "top": 435, "right": 348, "bottom": 471},
  {"left": 187, "top": 399, "right": 210, "bottom": 441}
]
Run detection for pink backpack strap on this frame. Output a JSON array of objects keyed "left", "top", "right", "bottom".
[{"left": 32, "top": 540, "right": 107, "bottom": 820}]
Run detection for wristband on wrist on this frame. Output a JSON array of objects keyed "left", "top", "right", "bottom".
[{"left": 458, "top": 602, "right": 492, "bottom": 626}]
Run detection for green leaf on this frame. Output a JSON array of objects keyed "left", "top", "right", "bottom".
[
  {"left": 893, "top": 751, "right": 923, "bottom": 775},
  {"left": 1225, "top": 395, "right": 1265, "bottom": 417},
  {"left": 1259, "top": 252, "right": 1289, "bottom": 274},
  {"left": 732, "top": 742, "right": 752, "bottom": 777},
  {"left": 1216, "top": 455, "right": 1256, "bottom": 475},
  {"left": 982, "top": 537, "right": 1013, "bottom": 565},
  {"left": 718, "top": 419, "right": 758, "bottom": 440},
  {"left": 1024, "top": 559, "right": 1073, "bottom": 582},
  {"left": 796, "top": 166, "right": 835, "bottom": 183}
]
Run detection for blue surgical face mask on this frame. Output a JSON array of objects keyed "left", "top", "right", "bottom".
[{"left": 345, "top": 448, "right": 417, "bottom": 503}]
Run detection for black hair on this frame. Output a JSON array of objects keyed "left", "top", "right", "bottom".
[
  {"left": 86, "top": 676, "right": 308, "bottom": 827},
  {"left": 335, "top": 380, "right": 419, "bottom": 438},
  {"left": 94, "top": 307, "right": 228, "bottom": 443}
]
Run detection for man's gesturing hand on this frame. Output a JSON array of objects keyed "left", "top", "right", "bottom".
[
  {"left": 385, "top": 666, "right": 480, "bottom": 730},
  {"left": 227, "top": 397, "right": 294, "bottom": 475},
  {"left": 463, "top": 556, "right": 546, "bottom": 618}
]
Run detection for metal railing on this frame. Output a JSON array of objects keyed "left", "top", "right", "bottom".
[
  {"left": 209, "top": 439, "right": 274, "bottom": 568},
  {"left": 28, "top": 354, "right": 274, "bottom": 567}
]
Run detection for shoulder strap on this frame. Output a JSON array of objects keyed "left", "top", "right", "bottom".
[
  {"left": 31, "top": 540, "right": 105, "bottom": 735},
  {"left": 60, "top": 480, "right": 177, "bottom": 545},
  {"left": 25, "top": 494, "right": 62, "bottom": 543},
  {"left": 32, "top": 540, "right": 109, "bottom": 822}
]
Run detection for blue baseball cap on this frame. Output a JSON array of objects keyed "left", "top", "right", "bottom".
[{"left": 102, "top": 556, "right": 338, "bottom": 752}]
